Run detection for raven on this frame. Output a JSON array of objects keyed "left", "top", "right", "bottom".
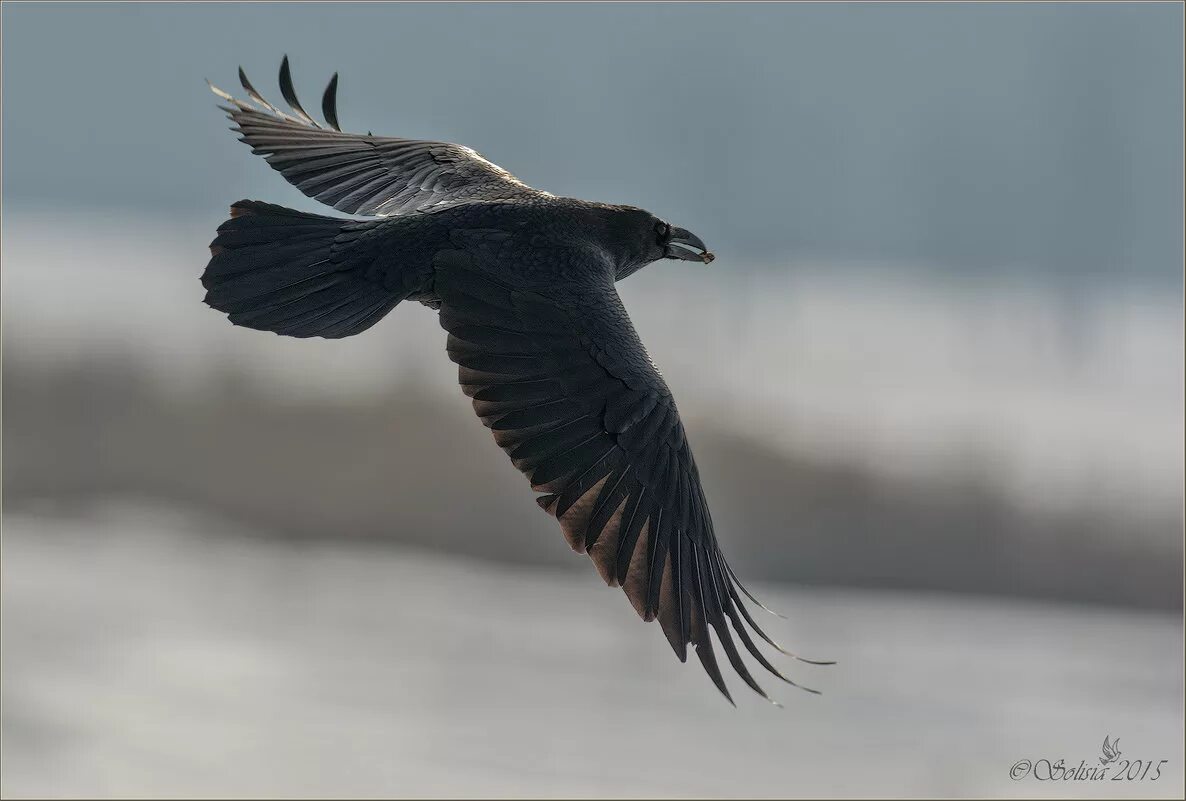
[{"left": 202, "top": 57, "right": 830, "bottom": 704}]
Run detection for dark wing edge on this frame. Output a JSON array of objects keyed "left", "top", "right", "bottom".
[
  {"left": 207, "top": 56, "right": 547, "bottom": 217},
  {"left": 435, "top": 251, "right": 832, "bottom": 704}
]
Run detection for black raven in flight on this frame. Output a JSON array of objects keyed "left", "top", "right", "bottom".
[{"left": 202, "top": 58, "right": 829, "bottom": 704}]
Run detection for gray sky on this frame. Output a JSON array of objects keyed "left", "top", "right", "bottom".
[{"left": 3, "top": 2, "right": 1182, "bottom": 284}]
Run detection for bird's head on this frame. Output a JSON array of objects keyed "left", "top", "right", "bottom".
[{"left": 600, "top": 206, "right": 715, "bottom": 276}]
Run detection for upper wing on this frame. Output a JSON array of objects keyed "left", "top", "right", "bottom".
[
  {"left": 435, "top": 244, "right": 829, "bottom": 704},
  {"left": 209, "top": 57, "right": 546, "bottom": 217}
]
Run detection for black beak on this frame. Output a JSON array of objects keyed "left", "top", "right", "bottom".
[{"left": 665, "top": 226, "right": 715, "bottom": 263}]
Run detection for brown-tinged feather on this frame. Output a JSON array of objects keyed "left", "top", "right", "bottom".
[
  {"left": 621, "top": 520, "right": 652, "bottom": 619},
  {"left": 588, "top": 494, "right": 629, "bottom": 586},
  {"left": 656, "top": 555, "right": 686, "bottom": 660},
  {"left": 555, "top": 474, "right": 609, "bottom": 553}
]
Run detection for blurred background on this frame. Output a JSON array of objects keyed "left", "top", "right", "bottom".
[{"left": 2, "top": 2, "right": 1183, "bottom": 798}]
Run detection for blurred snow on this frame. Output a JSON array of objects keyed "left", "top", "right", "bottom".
[{"left": 2, "top": 502, "right": 1182, "bottom": 799}]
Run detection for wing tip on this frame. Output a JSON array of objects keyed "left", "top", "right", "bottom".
[
  {"left": 322, "top": 72, "right": 341, "bottom": 131},
  {"left": 276, "top": 54, "right": 320, "bottom": 128}
]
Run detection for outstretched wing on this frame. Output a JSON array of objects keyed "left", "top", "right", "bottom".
[
  {"left": 209, "top": 57, "right": 545, "bottom": 217},
  {"left": 435, "top": 245, "right": 829, "bottom": 704}
]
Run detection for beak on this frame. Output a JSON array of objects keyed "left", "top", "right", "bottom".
[{"left": 665, "top": 226, "right": 715, "bottom": 263}]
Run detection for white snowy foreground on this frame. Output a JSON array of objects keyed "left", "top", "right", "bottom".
[{"left": 2, "top": 502, "right": 1182, "bottom": 799}]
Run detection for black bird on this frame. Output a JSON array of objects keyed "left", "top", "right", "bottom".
[{"left": 202, "top": 57, "right": 830, "bottom": 704}]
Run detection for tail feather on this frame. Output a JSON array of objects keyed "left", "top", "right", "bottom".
[{"left": 202, "top": 200, "right": 406, "bottom": 338}]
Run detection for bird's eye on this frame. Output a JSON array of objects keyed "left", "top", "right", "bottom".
[{"left": 655, "top": 222, "right": 670, "bottom": 239}]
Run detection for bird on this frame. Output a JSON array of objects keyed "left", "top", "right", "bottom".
[
  {"left": 1100, "top": 736, "right": 1121, "bottom": 766},
  {"left": 202, "top": 56, "right": 831, "bottom": 704}
]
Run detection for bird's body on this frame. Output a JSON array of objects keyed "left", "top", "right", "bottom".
[
  {"left": 353, "top": 197, "right": 687, "bottom": 299},
  {"left": 202, "top": 58, "right": 828, "bottom": 704}
]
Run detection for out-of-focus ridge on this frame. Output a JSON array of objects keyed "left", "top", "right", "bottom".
[{"left": 3, "top": 214, "right": 1182, "bottom": 610}]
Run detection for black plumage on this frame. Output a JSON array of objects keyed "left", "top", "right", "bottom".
[{"left": 202, "top": 58, "right": 831, "bottom": 704}]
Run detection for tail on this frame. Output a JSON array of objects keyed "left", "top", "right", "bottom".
[{"left": 202, "top": 200, "right": 410, "bottom": 338}]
